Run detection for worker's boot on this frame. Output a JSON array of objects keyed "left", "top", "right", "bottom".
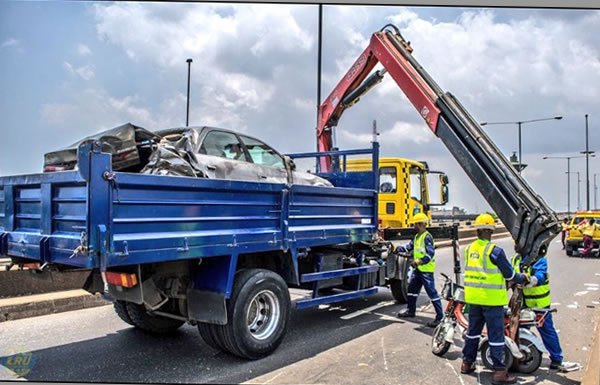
[
  {"left": 460, "top": 361, "right": 476, "bottom": 374},
  {"left": 491, "top": 369, "right": 517, "bottom": 385}
]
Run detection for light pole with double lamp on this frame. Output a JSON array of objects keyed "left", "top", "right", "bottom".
[
  {"left": 481, "top": 116, "right": 563, "bottom": 174},
  {"left": 543, "top": 155, "right": 592, "bottom": 218}
]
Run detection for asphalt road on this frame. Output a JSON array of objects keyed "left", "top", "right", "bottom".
[{"left": 1, "top": 235, "right": 599, "bottom": 384}]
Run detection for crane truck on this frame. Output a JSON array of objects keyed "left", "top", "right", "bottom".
[{"left": 0, "top": 24, "right": 559, "bottom": 360}]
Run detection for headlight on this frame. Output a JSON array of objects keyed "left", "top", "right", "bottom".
[{"left": 520, "top": 309, "right": 536, "bottom": 322}]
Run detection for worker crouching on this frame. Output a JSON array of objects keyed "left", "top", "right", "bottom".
[
  {"left": 396, "top": 213, "right": 444, "bottom": 328},
  {"left": 461, "top": 213, "right": 529, "bottom": 385}
]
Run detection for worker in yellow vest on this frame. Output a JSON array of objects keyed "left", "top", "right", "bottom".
[
  {"left": 396, "top": 212, "right": 444, "bottom": 328},
  {"left": 512, "top": 253, "right": 579, "bottom": 372},
  {"left": 560, "top": 218, "right": 569, "bottom": 250},
  {"left": 577, "top": 218, "right": 598, "bottom": 257},
  {"left": 461, "top": 213, "right": 529, "bottom": 384}
]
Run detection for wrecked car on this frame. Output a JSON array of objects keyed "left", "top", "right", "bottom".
[{"left": 43, "top": 123, "right": 332, "bottom": 187}]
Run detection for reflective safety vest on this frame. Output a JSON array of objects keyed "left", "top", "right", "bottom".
[
  {"left": 511, "top": 255, "right": 551, "bottom": 308},
  {"left": 463, "top": 239, "right": 508, "bottom": 306},
  {"left": 413, "top": 231, "right": 435, "bottom": 273}
]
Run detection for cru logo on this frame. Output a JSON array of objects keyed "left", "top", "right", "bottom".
[
  {"left": 469, "top": 251, "right": 481, "bottom": 260},
  {"left": 0, "top": 346, "right": 37, "bottom": 377}
]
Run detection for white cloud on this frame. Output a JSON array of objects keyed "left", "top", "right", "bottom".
[
  {"left": 78, "top": 43, "right": 92, "bottom": 56},
  {"left": 41, "top": 88, "right": 158, "bottom": 133},
  {"left": 1, "top": 37, "right": 23, "bottom": 52},
  {"left": 63, "top": 61, "right": 95, "bottom": 80},
  {"left": 1, "top": 38, "right": 19, "bottom": 47}
]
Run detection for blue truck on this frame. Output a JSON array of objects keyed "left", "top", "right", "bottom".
[
  {"left": 1, "top": 132, "right": 407, "bottom": 359},
  {"left": 1, "top": 24, "right": 561, "bottom": 360}
]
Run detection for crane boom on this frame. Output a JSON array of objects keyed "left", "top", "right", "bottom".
[{"left": 317, "top": 24, "right": 560, "bottom": 265}]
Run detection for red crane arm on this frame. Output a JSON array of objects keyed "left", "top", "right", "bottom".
[{"left": 317, "top": 26, "right": 441, "bottom": 172}]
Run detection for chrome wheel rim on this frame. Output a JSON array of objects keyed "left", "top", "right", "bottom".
[{"left": 246, "top": 290, "right": 280, "bottom": 340}]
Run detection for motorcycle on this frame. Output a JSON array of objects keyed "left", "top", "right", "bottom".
[{"left": 431, "top": 273, "right": 553, "bottom": 374}]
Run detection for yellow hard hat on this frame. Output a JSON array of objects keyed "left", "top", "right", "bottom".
[
  {"left": 474, "top": 213, "right": 496, "bottom": 230},
  {"left": 409, "top": 212, "right": 429, "bottom": 224}
]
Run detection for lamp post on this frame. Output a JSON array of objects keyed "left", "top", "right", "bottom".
[
  {"left": 581, "top": 114, "right": 595, "bottom": 210},
  {"left": 594, "top": 173, "right": 599, "bottom": 210},
  {"left": 186, "top": 58, "right": 193, "bottom": 127},
  {"left": 481, "top": 116, "right": 563, "bottom": 174},
  {"left": 544, "top": 154, "right": 590, "bottom": 217},
  {"left": 575, "top": 171, "right": 581, "bottom": 211}
]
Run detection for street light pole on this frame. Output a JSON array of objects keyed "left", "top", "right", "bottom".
[
  {"left": 544, "top": 154, "right": 592, "bottom": 217},
  {"left": 576, "top": 171, "right": 581, "bottom": 211},
  {"left": 481, "top": 116, "right": 562, "bottom": 175},
  {"left": 594, "top": 173, "right": 598, "bottom": 210},
  {"left": 186, "top": 58, "right": 193, "bottom": 127},
  {"left": 518, "top": 121, "right": 522, "bottom": 174}
]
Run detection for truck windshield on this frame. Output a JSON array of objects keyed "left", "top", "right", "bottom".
[{"left": 379, "top": 167, "right": 397, "bottom": 193}]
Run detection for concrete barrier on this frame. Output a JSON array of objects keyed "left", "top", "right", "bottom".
[{"left": 0, "top": 270, "right": 91, "bottom": 298}]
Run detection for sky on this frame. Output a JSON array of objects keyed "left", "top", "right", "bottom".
[{"left": 1, "top": 1, "right": 599, "bottom": 213}]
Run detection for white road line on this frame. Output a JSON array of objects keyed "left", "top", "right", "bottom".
[
  {"left": 381, "top": 336, "right": 388, "bottom": 371},
  {"left": 551, "top": 302, "right": 561, "bottom": 306},
  {"left": 340, "top": 300, "right": 395, "bottom": 320},
  {"left": 575, "top": 291, "right": 589, "bottom": 296},
  {"left": 445, "top": 359, "right": 466, "bottom": 385},
  {"left": 584, "top": 283, "right": 599, "bottom": 287}
]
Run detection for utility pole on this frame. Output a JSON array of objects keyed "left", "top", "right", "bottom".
[
  {"left": 186, "top": 58, "right": 193, "bottom": 127},
  {"left": 576, "top": 171, "right": 581, "bottom": 211},
  {"left": 315, "top": 4, "right": 323, "bottom": 172},
  {"left": 595, "top": 173, "right": 598, "bottom": 210}
]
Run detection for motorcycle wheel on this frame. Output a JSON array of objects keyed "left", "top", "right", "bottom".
[
  {"left": 480, "top": 340, "right": 514, "bottom": 371},
  {"left": 431, "top": 319, "right": 452, "bottom": 356},
  {"left": 510, "top": 338, "right": 542, "bottom": 374}
]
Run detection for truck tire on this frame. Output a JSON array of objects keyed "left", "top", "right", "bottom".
[
  {"left": 125, "top": 302, "right": 185, "bottom": 334},
  {"left": 197, "top": 323, "right": 223, "bottom": 350},
  {"left": 113, "top": 300, "right": 135, "bottom": 326},
  {"left": 217, "top": 269, "right": 291, "bottom": 359},
  {"left": 389, "top": 259, "right": 410, "bottom": 303}
]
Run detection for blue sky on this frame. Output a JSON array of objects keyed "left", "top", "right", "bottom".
[{"left": 1, "top": 2, "right": 599, "bottom": 212}]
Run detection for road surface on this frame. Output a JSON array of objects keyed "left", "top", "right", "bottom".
[{"left": 1, "top": 236, "right": 598, "bottom": 384}]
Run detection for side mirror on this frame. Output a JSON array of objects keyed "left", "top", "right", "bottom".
[{"left": 441, "top": 184, "right": 449, "bottom": 205}]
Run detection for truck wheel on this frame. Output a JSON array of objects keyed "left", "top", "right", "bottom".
[
  {"left": 197, "top": 323, "right": 223, "bottom": 350},
  {"left": 389, "top": 260, "right": 410, "bottom": 303},
  {"left": 218, "top": 269, "right": 291, "bottom": 359},
  {"left": 113, "top": 300, "right": 135, "bottom": 326},
  {"left": 125, "top": 302, "right": 185, "bottom": 334},
  {"left": 566, "top": 247, "right": 573, "bottom": 256}
]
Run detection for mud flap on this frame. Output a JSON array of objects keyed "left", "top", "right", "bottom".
[{"left": 187, "top": 289, "right": 227, "bottom": 325}]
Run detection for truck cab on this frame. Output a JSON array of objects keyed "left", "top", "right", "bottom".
[{"left": 346, "top": 157, "right": 449, "bottom": 230}]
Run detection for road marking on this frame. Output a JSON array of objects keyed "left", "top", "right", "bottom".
[
  {"left": 381, "top": 336, "right": 388, "bottom": 371},
  {"left": 567, "top": 302, "right": 580, "bottom": 309},
  {"left": 340, "top": 300, "right": 395, "bottom": 320},
  {"left": 588, "top": 287, "right": 599, "bottom": 291},
  {"left": 445, "top": 359, "right": 466, "bottom": 385},
  {"left": 575, "top": 291, "right": 589, "bottom": 296},
  {"left": 551, "top": 302, "right": 561, "bottom": 306},
  {"left": 584, "top": 283, "right": 599, "bottom": 287}
]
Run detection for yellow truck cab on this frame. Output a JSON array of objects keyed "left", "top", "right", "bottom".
[
  {"left": 346, "top": 157, "right": 449, "bottom": 233},
  {"left": 565, "top": 211, "right": 600, "bottom": 256}
]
